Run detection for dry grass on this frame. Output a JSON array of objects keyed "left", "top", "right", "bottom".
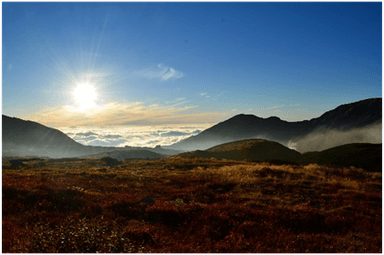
[{"left": 2, "top": 157, "right": 381, "bottom": 252}]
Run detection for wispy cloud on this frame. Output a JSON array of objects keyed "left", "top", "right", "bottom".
[
  {"left": 200, "top": 92, "right": 210, "bottom": 99},
  {"left": 199, "top": 91, "right": 226, "bottom": 101},
  {"left": 141, "top": 63, "right": 184, "bottom": 81},
  {"left": 158, "top": 64, "right": 184, "bottom": 80},
  {"left": 165, "top": 97, "right": 190, "bottom": 108}
]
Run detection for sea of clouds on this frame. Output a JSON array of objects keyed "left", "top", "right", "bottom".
[
  {"left": 59, "top": 122, "right": 382, "bottom": 152},
  {"left": 59, "top": 124, "right": 211, "bottom": 148}
]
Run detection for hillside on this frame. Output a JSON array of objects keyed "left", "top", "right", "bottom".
[
  {"left": 178, "top": 138, "right": 382, "bottom": 172},
  {"left": 299, "top": 143, "right": 382, "bottom": 172},
  {"left": 170, "top": 98, "right": 382, "bottom": 151},
  {"left": 2, "top": 115, "right": 87, "bottom": 158},
  {"left": 178, "top": 139, "right": 301, "bottom": 163}
]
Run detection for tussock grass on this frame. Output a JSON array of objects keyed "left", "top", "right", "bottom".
[{"left": 3, "top": 157, "right": 381, "bottom": 252}]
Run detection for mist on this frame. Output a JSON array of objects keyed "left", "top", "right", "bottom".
[{"left": 287, "top": 123, "right": 382, "bottom": 153}]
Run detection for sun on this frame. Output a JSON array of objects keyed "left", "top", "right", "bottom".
[{"left": 73, "top": 83, "right": 97, "bottom": 110}]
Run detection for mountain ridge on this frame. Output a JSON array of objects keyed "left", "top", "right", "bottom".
[
  {"left": 177, "top": 138, "right": 382, "bottom": 172},
  {"left": 2, "top": 98, "right": 381, "bottom": 158},
  {"left": 169, "top": 98, "right": 382, "bottom": 151}
]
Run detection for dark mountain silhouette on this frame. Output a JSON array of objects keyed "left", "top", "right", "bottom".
[
  {"left": 299, "top": 143, "right": 382, "bottom": 172},
  {"left": 177, "top": 138, "right": 381, "bottom": 172},
  {"left": 2, "top": 115, "right": 181, "bottom": 158},
  {"left": 169, "top": 98, "right": 382, "bottom": 151},
  {"left": 3, "top": 115, "right": 87, "bottom": 158},
  {"left": 178, "top": 139, "right": 301, "bottom": 163}
]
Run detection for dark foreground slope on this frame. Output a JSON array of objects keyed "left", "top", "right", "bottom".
[{"left": 170, "top": 98, "right": 382, "bottom": 151}]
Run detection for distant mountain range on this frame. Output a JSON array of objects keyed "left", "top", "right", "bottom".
[
  {"left": 169, "top": 98, "right": 382, "bottom": 151},
  {"left": 2, "top": 98, "right": 382, "bottom": 159},
  {"left": 178, "top": 138, "right": 382, "bottom": 172}
]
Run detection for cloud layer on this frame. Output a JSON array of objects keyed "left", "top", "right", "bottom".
[
  {"left": 60, "top": 125, "right": 208, "bottom": 148},
  {"left": 287, "top": 123, "right": 382, "bottom": 153},
  {"left": 66, "top": 123, "right": 382, "bottom": 151}
]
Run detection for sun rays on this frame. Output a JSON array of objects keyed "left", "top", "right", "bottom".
[{"left": 73, "top": 83, "right": 98, "bottom": 111}]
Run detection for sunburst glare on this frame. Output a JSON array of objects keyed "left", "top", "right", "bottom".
[{"left": 73, "top": 83, "right": 97, "bottom": 111}]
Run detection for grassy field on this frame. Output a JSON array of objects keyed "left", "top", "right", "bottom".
[{"left": 2, "top": 157, "right": 382, "bottom": 252}]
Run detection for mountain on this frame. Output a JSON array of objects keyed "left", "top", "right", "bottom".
[
  {"left": 299, "top": 143, "right": 382, "bottom": 172},
  {"left": 169, "top": 98, "right": 382, "bottom": 151},
  {"left": 309, "top": 98, "right": 382, "bottom": 129},
  {"left": 178, "top": 139, "right": 301, "bottom": 163},
  {"left": 177, "top": 138, "right": 381, "bottom": 172},
  {"left": 2, "top": 115, "right": 87, "bottom": 158},
  {"left": 2, "top": 115, "right": 181, "bottom": 158}
]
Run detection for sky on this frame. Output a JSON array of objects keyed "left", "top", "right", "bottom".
[{"left": 2, "top": 2, "right": 382, "bottom": 147}]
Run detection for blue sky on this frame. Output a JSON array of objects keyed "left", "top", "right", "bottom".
[{"left": 2, "top": 2, "right": 382, "bottom": 130}]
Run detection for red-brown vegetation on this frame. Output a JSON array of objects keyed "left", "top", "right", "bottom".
[{"left": 2, "top": 157, "right": 381, "bottom": 252}]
